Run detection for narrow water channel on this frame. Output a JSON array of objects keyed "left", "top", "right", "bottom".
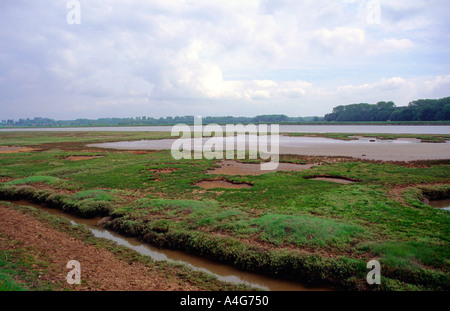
[{"left": 9, "top": 200, "right": 331, "bottom": 291}]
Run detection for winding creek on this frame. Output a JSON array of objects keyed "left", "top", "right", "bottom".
[{"left": 9, "top": 200, "right": 331, "bottom": 291}]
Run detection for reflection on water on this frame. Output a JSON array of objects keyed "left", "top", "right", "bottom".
[{"left": 13, "top": 201, "right": 330, "bottom": 291}]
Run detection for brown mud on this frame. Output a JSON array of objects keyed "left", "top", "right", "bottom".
[
  {"left": 207, "top": 160, "right": 317, "bottom": 176},
  {"left": 0, "top": 204, "right": 202, "bottom": 291},
  {"left": 65, "top": 155, "right": 104, "bottom": 161},
  {"left": 304, "top": 176, "right": 359, "bottom": 184},
  {"left": 0, "top": 146, "right": 37, "bottom": 154},
  {"left": 195, "top": 178, "right": 253, "bottom": 189}
]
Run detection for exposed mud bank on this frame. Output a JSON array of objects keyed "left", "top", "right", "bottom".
[
  {"left": 420, "top": 186, "right": 450, "bottom": 210},
  {"left": 304, "top": 175, "right": 360, "bottom": 184},
  {"left": 0, "top": 146, "right": 36, "bottom": 154},
  {"left": 195, "top": 178, "right": 253, "bottom": 189},
  {"left": 0, "top": 204, "right": 201, "bottom": 291},
  {"left": 65, "top": 155, "right": 104, "bottom": 161},
  {"left": 396, "top": 183, "right": 450, "bottom": 211},
  {"left": 206, "top": 160, "right": 317, "bottom": 176},
  {"left": 8, "top": 200, "right": 331, "bottom": 291}
]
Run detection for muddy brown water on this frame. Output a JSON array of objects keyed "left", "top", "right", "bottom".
[
  {"left": 429, "top": 199, "right": 450, "bottom": 211},
  {"left": 8, "top": 200, "right": 331, "bottom": 291}
]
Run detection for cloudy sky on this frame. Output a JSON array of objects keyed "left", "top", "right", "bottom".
[{"left": 1, "top": 0, "right": 449, "bottom": 120}]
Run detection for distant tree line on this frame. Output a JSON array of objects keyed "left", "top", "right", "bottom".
[
  {"left": 0, "top": 115, "right": 322, "bottom": 127},
  {"left": 324, "top": 97, "right": 450, "bottom": 122},
  {"left": 1, "top": 96, "right": 449, "bottom": 127}
]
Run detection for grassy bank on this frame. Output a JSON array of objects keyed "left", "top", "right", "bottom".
[{"left": 0, "top": 131, "right": 449, "bottom": 291}]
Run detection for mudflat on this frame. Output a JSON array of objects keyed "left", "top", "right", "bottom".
[{"left": 90, "top": 137, "right": 450, "bottom": 161}]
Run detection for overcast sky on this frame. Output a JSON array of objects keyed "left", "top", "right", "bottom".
[{"left": 1, "top": 0, "right": 449, "bottom": 120}]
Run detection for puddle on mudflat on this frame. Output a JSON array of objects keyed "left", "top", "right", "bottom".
[
  {"left": 195, "top": 179, "right": 253, "bottom": 189},
  {"left": 207, "top": 160, "right": 316, "bottom": 176},
  {"left": 7, "top": 200, "right": 330, "bottom": 291},
  {"left": 429, "top": 198, "right": 450, "bottom": 211}
]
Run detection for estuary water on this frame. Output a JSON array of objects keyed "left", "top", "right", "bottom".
[
  {"left": 89, "top": 135, "right": 450, "bottom": 161},
  {"left": 1, "top": 125, "right": 450, "bottom": 135}
]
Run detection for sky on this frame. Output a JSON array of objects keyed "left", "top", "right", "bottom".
[{"left": 1, "top": 0, "right": 449, "bottom": 120}]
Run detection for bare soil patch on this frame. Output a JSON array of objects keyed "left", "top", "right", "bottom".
[
  {"left": 0, "top": 146, "right": 36, "bottom": 154},
  {"left": 195, "top": 178, "right": 253, "bottom": 189},
  {"left": 145, "top": 168, "right": 179, "bottom": 174},
  {"left": 65, "top": 155, "right": 104, "bottom": 161},
  {"left": 304, "top": 176, "right": 359, "bottom": 184},
  {"left": 0, "top": 177, "right": 14, "bottom": 183},
  {"left": 0, "top": 205, "right": 200, "bottom": 291},
  {"left": 207, "top": 160, "right": 317, "bottom": 176}
]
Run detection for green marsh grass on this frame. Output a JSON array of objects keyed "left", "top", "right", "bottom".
[{"left": 0, "top": 131, "right": 449, "bottom": 290}]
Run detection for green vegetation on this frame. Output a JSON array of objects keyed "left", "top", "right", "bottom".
[
  {"left": 1, "top": 96, "right": 449, "bottom": 128},
  {"left": 0, "top": 115, "right": 317, "bottom": 128},
  {"left": 0, "top": 268, "right": 27, "bottom": 291},
  {"left": 0, "top": 131, "right": 449, "bottom": 291},
  {"left": 4, "top": 176, "right": 61, "bottom": 185},
  {"left": 325, "top": 97, "right": 450, "bottom": 122},
  {"left": 252, "top": 214, "right": 365, "bottom": 247}
]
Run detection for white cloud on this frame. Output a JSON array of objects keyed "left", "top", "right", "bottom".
[
  {"left": 313, "top": 27, "right": 366, "bottom": 54},
  {"left": 367, "top": 38, "right": 415, "bottom": 55},
  {"left": 0, "top": 0, "right": 448, "bottom": 119}
]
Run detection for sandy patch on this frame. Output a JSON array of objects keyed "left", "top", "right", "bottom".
[{"left": 207, "top": 160, "right": 316, "bottom": 176}]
